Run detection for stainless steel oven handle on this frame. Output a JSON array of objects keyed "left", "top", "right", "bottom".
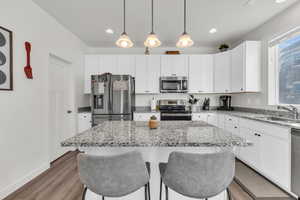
[{"left": 161, "top": 113, "right": 191, "bottom": 116}]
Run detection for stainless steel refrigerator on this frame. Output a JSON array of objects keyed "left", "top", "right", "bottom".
[{"left": 91, "top": 74, "right": 135, "bottom": 125}]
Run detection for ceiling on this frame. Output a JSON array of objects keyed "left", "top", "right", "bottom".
[{"left": 33, "top": 0, "right": 298, "bottom": 48}]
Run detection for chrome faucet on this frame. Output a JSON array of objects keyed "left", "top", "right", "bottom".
[{"left": 277, "top": 105, "right": 299, "bottom": 120}]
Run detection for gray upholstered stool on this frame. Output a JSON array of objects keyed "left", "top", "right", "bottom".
[
  {"left": 77, "top": 151, "right": 151, "bottom": 200},
  {"left": 159, "top": 151, "right": 235, "bottom": 200}
]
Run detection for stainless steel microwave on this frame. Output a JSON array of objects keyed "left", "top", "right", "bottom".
[{"left": 160, "top": 76, "right": 188, "bottom": 93}]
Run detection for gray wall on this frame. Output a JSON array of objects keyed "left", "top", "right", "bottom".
[{"left": 231, "top": 2, "right": 300, "bottom": 109}]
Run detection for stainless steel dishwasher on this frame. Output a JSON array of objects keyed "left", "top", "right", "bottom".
[{"left": 291, "top": 128, "right": 300, "bottom": 198}]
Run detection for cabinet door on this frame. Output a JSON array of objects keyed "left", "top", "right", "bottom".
[
  {"left": 161, "top": 55, "right": 188, "bottom": 76},
  {"left": 135, "top": 56, "right": 149, "bottom": 93},
  {"left": 192, "top": 113, "right": 208, "bottom": 122},
  {"left": 78, "top": 113, "right": 92, "bottom": 133},
  {"left": 100, "top": 55, "right": 118, "bottom": 74},
  {"left": 231, "top": 43, "right": 245, "bottom": 92},
  {"left": 135, "top": 56, "right": 160, "bottom": 94},
  {"left": 261, "top": 133, "right": 290, "bottom": 190},
  {"left": 214, "top": 51, "right": 231, "bottom": 93},
  {"left": 117, "top": 55, "right": 135, "bottom": 76},
  {"left": 207, "top": 113, "right": 218, "bottom": 126},
  {"left": 239, "top": 127, "right": 262, "bottom": 169},
  {"left": 85, "top": 55, "right": 100, "bottom": 93},
  {"left": 189, "top": 55, "right": 214, "bottom": 93},
  {"left": 147, "top": 56, "right": 161, "bottom": 93}
]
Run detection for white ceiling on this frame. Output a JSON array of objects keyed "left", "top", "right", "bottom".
[{"left": 33, "top": 0, "right": 298, "bottom": 47}]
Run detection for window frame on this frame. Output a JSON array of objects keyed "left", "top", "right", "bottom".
[{"left": 268, "top": 28, "right": 300, "bottom": 107}]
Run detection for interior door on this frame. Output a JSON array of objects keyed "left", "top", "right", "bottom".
[{"left": 49, "top": 55, "right": 74, "bottom": 162}]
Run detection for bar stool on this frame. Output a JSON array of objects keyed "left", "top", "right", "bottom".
[
  {"left": 77, "top": 151, "right": 151, "bottom": 200},
  {"left": 159, "top": 151, "right": 235, "bottom": 200}
]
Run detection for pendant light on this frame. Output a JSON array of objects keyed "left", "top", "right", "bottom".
[
  {"left": 144, "top": 0, "right": 161, "bottom": 48},
  {"left": 176, "top": 0, "right": 194, "bottom": 48},
  {"left": 116, "top": 0, "right": 134, "bottom": 48}
]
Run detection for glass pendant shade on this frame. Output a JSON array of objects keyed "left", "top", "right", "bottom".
[
  {"left": 144, "top": 33, "right": 161, "bottom": 48},
  {"left": 116, "top": 33, "right": 134, "bottom": 48},
  {"left": 176, "top": 33, "right": 194, "bottom": 48}
]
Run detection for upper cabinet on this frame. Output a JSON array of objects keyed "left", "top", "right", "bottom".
[
  {"left": 161, "top": 55, "right": 188, "bottom": 77},
  {"left": 116, "top": 55, "right": 135, "bottom": 76},
  {"left": 214, "top": 51, "right": 232, "bottom": 93},
  {"left": 231, "top": 41, "right": 261, "bottom": 92},
  {"left": 189, "top": 55, "right": 214, "bottom": 93},
  {"left": 135, "top": 55, "right": 161, "bottom": 94},
  {"left": 84, "top": 55, "right": 100, "bottom": 94}
]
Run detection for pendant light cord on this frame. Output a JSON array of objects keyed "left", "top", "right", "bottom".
[
  {"left": 123, "top": 0, "right": 126, "bottom": 34},
  {"left": 151, "top": 0, "right": 154, "bottom": 33},
  {"left": 184, "top": 0, "right": 187, "bottom": 34}
]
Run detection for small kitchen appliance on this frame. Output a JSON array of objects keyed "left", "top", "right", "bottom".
[
  {"left": 217, "top": 95, "right": 233, "bottom": 111},
  {"left": 91, "top": 73, "right": 135, "bottom": 125},
  {"left": 158, "top": 99, "right": 191, "bottom": 121}
]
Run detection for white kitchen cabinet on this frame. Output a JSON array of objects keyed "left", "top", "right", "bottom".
[
  {"left": 135, "top": 55, "right": 161, "bottom": 94},
  {"left": 133, "top": 112, "right": 161, "bottom": 121},
  {"left": 99, "top": 55, "right": 118, "bottom": 74},
  {"left": 117, "top": 55, "right": 136, "bottom": 76},
  {"left": 214, "top": 51, "right": 231, "bottom": 93},
  {"left": 189, "top": 55, "right": 214, "bottom": 93},
  {"left": 207, "top": 113, "right": 218, "bottom": 126},
  {"left": 261, "top": 132, "right": 290, "bottom": 190},
  {"left": 161, "top": 55, "right": 189, "bottom": 77},
  {"left": 192, "top": 113, "right": 208, "bottom": 122},
  {"left": 78, "top": 113, "right": 92, "bottom": 133},
  {"left": 231, "top": 41, "right": 261, "bottom": 92},
  {"left": 84, "top": 55, "right": 101, "bottom": 93},
  {"left": 239, "top": 127, "right": 262, "bottom": 170}
]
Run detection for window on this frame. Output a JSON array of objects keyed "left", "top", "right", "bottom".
[{"left": 269, "top": 30, "right": 300, "bottom": 105}]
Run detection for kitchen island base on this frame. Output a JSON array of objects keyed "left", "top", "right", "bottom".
[{"left": 80, "top": 147, "right": 232, "bottom": 200}]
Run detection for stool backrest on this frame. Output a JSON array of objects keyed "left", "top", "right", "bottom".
[
  {"left": 77, "top": 151, "right": 150, "bottom": 197},
  {"left": 163, "top": 151, "right": 235, "bottom": 199}
]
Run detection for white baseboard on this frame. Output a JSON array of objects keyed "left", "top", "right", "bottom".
[{"left": 0, "top": 162, "right": 50, "bottom": 200}]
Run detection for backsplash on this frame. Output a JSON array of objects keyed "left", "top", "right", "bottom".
[{"left": 135, "top": 94, "right": 221, "bottom": 107}]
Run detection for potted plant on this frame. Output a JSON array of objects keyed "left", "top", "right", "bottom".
[
  {"left": 188, "top": 95, "right": 199, "bottom": 112},
  {"left": 219, "top": 44, "right": 229, "bottom": 52},
  {"left": 149, "top": 115, "right": 158, "bottom": 129}
]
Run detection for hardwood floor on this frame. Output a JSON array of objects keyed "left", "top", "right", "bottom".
[{"left": 4, "top": 151, "right": 252, "bottom": 200}]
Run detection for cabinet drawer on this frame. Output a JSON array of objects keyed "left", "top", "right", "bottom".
[
  {"left": 133, "top": 113, "right": 160, "bottom": 121},
  {"left": 225, "top": 115, "right": 239, "bottom": 124},
  {"left": 192, "top": 113, "right": 208, "bottom": 122},
  {"left": 239, "top": 118, "right": 290, "bottom": 140}
]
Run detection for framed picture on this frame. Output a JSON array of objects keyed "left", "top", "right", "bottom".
[{"left": 0, "top": 26, "right": 13, "bottom": 91}]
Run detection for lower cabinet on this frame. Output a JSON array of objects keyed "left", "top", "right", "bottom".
[
  {"left": 78, "top": 113, "right": 92, "bottom": 133},
  {"left": 203, "top": 113, "right": 291, "bottom": 191},
  {"left": 133, "top": 113, "right": 161, "bottom": 121}
]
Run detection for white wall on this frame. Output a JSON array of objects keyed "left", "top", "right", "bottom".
[
  {"left": 231, "top": 1, "right": 300, "bottom": 109},
  {"left": 0, "top": 0, "right": 87, "bottom": 198}
]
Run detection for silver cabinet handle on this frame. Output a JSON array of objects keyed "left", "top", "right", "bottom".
[{"left": 67, "top": 110, "right": 72, "bottom": 114}]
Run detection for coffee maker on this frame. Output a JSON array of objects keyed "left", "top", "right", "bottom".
[{"left": 217, "top": 95, "right": 233, "bottom": 111}]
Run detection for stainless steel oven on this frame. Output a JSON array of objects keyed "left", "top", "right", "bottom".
[
  {"left": 160, "top": 76, "right": 188, "bottom": 93},
  {"left": 159, "top": 99, "right": 191, "bottom": 121}
]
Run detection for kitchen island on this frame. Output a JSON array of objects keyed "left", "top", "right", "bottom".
[{"left": 62, "top": 121, "right": 251, "bottom": 200}]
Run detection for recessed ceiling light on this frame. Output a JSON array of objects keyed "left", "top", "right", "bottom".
[
  {"left": 209, "top": 28, "right": 217, "bottom": 34},
  {"left": 275, "top": 0, "right": 287, "bottom": 3},
  {"left": 105, "top": 28, "right": 114, "bottom": 34}
]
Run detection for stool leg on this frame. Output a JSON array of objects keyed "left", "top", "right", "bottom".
[
  {"left": 159, "top": 178, "right": 162, "bottom": 200},
  {"left": 147, "top": 182, "right": 151, "bottom": 200},
  {"left": 227, "top": 188, "right": 232, "bottom": 200},
  {"left": 165, "top": 185, "right": 169, "bottom": 200},
  {"left": 144, "top": 184, "right": 147, "bottom": 200},
  {"left": 82, "top": 187, "right": 87, "bottom": 200}
]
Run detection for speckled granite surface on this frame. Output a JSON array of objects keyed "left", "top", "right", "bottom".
[
  {"left": 61, "top": 121, "right": 251, "bottom": 147},
  {"left": 193, "top": 110, "right": 300, "bottom": 129}
]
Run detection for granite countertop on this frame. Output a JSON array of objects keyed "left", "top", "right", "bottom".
[
  {"left": 61, "top": 121, "right": 251, "bottom": 147},
  {"left": 193, "top": 110, "right": 300, "bottom": 129}
]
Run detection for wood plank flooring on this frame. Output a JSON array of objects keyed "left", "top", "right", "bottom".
[{"left": 4, "top": 151, "right": 252, "bottom": 200}]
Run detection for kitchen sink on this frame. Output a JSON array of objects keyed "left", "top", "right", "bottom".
[{"left": 256, "top": 116, "right": 300, "bottom": 124}]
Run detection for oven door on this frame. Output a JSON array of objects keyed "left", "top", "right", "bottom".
[{"left": 161, "top": 113, "right": 192, "bottom": 121}]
